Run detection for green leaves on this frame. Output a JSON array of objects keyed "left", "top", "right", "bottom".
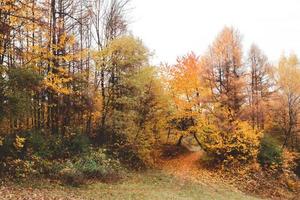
[{"left": 258, "top": 135, "right": 283, "bottom": 167}]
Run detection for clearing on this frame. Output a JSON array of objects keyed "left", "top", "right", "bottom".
[{"left": 0, "top": 148, "right": 262, "bottom": 200}]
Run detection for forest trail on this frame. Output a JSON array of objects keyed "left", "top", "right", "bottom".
[
  {"left": 159, "top": 151, "right": 204, "bottom": 181},
  {"left": 157, "top": 148, "right": 224, "bottom": 187}
]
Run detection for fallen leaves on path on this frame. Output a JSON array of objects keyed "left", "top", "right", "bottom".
[
  {"left": 157, "top": 150, "right": 224, "bottom": 187},
  {"left": 157, "top": 148, "right": 299, "bottom": 200}
]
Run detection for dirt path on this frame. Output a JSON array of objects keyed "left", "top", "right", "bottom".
[
  {"left": 159, "top": 151, "right": 203, "bottom": 180},
  {"left": 158, "top": 150, "right": 223, "bottom": 187},
  {"left": 159, "top": 149, "right": 247, "bottom": 188},
  {"left": 158, "top": 149, "right": 299, "bottom": 200}
]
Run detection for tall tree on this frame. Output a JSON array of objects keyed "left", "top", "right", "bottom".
[
  {"left": 274, "top": 54, "right": 300, "bottom": 149},
  {"left": 89, "top": 0, "right": 130, "bottom": 131},
  {"left": 204, "top": 27, "right": 245, "bottom": 119},
  {"left": 247, "top": 44, "right": 272, "bottom": 129}
]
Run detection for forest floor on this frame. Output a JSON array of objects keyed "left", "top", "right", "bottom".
[{"left": 0, "top": 149, "right": 266, "bottom": 200}]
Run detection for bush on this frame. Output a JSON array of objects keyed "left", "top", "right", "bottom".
[
  {"left": 59, "top": 161, "right": 84, "bottom": 186},
  {"left": 0, "top": 130, "right": 66, "bottom": 160},
  {"left": 0, "top": 133, "right": 28, "bottom": 160},
  {"left": 0, "top": 134, "right": 17, "bottom": 160},
  {"left": 74, "top": 148, "right": 124, "bottom": 180},
  {"left": 57, "top": 148, "right": 124, "bottom": 185},
  {"left": 258, "top": 135, "right": 283, "bottom": 168},
  {"left": 202, "top": 121, "right": 262, "bottom": 165},
  {"left": 114, "top": 143, "right": 149, "bottom": 169},
  {"left": 112, "top": 131, "right": 153, "bottom": 169},
  {"left": 28, "top": 132, "right": 66, "bottom": 159},
  {"left": 28, "top": 131, "right": 49, "bottom": 157},
  {"left": 0, "top": 158, "right": 36, "bottom": 178},
  {"left": 68, "top": 134, "right": 90, "bottom": 154},
  {"left": 28, "top": 131, "right": 91, "bottom": 158}
]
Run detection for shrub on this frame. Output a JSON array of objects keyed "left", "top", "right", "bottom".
[
  {"left": 30, "top": 156, "right": 63, "bottom": 177},
  {"left": 28, "top": 132, "right": 65, "bottom": 159},
  {"left": 112, "top": 132, "right": 153, "bottom": 169},
  {"left": 59, "top": 161, "right": 84, "bottom": 186},
  {"left": 29, "top": 131, "right": 90, "bottom": 158},
  {"left": 258, "top": 135, "right": 283, "bottom": 168},
  {"left": 47, "top": 134, "right": 66, "bottom": 158},
  {"left": 0, "top": 134, "right": 17, "bottom": 160},
  {"left": 114, "top": 143, "right": 148, "bottom": 169},
  {"left": 0, "top": 133, "right": 28, "bottom": 160},
  {"left": 28, "top": 131, "right": 50, "bottom": 157},
  {"left": 74, "top": 148, "right": 124, "bottom": 180},
  {"left": 0, "top": 158, "right": 36, "bottom": 178},
  {"left": 68, "top": 134, "right": 90, "bottom": 154},
  {"left": 57, "top": 148, "right": 125, "bottom": 186},
  {"left": 202, "top": 121, "right": 262, "bottom": 165}
]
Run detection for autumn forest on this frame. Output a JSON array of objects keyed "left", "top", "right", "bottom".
[{"left": 0, "top": 0, "right": 299, "bottom": 199}]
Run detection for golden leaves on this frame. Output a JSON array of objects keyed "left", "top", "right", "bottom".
[
  {"left": 278, "top": 54, "right": 300, "bottom": 94},
  {"left": 43, "top": 69, "right": 72, "bottom": 95},
  {"left": 167, "top": 53, "right": 206, "bottom": 119},
  {"left": 94, "top": 36, "right": 149, "bottom": 71},
  {"left": 13, "top": 135, "right": 26, "bottom": 150}
]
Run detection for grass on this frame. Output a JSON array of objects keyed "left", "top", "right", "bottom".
[
  {"left": 1, "top": 170, "right": 260, "bottom": 200},
  {"left": 83, "top": 171, "right": 259, "bottom": 200}
]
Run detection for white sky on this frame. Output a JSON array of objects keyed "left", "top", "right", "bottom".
[{"left": 129, "top": 0, "right": 300, "bottom": 65}]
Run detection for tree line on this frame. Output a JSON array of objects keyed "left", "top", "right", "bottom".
[{"left": 0, "top": 0, "right": 299, "bottom": 177}]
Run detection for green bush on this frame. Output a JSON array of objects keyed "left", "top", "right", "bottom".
[
  {"left": 0, "top": 130, "right": 66, "bottom": 160},
  {"left": 258, "top": 135, "right": 283, "bottom": 167},
  {"left": 68, "top": 134, "right": 90, "bottom": 154},
  {"left": 0, "top": 134, "right": 17, "bottom": 160},
  {"left": 30, "top": 156, "right": 62, "bottom": 177},
  {"left": 28, "top": 131, "right": 50, "bottom": 157},
  {"left": 28, "top": 131, "right": 90, "bottom": 158},
  {"left": 27, "top": 132, "right": 66, "bottom": 159},
  {"left": 74, "top": 148, "right": 123, "bottom": 179},
  {"left": 56, "top": 148, "right": 124, "bottom": 185}
]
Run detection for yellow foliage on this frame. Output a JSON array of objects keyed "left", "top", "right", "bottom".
[
  {"left": 43, "top": 71, "right": 72, "bottom": 95},
  {"left": 278, "top": 54, "right": 300, "bottom": 94},
  {"left": 165, "top": 53, "right": 211, "bottom": 136},
  {"left": 202, "top": 120, "right": 262, "bottom": 164},
  {"left": 94, "top": 36, "right": 149, "bottom": 71},
  {"left": 13, "top": 135, "right": 26, "bottom": 150}
]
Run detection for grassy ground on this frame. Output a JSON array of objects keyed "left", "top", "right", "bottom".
[{"left": 0, "top": 171, "right": 260, "bottom": 200}]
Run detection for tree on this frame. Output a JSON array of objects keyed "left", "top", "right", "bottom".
[
  {"left": 273, "top": 54, "right": 300, "bottom": 150},
  {"left": 93, "top": 36, "right": 148, "bottom": 141},
  {"left": 246, "top": 44, "right": 272, "bottom": 129},
  {"left": 89, "top": 0, "right": 130, "bottom": 131},
  {"left": 93, "top": 36, "right": 170, "bottom": 165},
  {"left": 204, "top": 27, "right": 245, "bottom": 119},
  {"left": 198, "top": 27, "right": 261, "bottom": 164},
  {"left": 166, "top": 53, "right": 208, "bottom": 146}
]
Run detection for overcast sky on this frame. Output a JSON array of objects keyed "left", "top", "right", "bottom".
[{"left": 129, "top": 0, "right": 300, "bottom": 65}]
